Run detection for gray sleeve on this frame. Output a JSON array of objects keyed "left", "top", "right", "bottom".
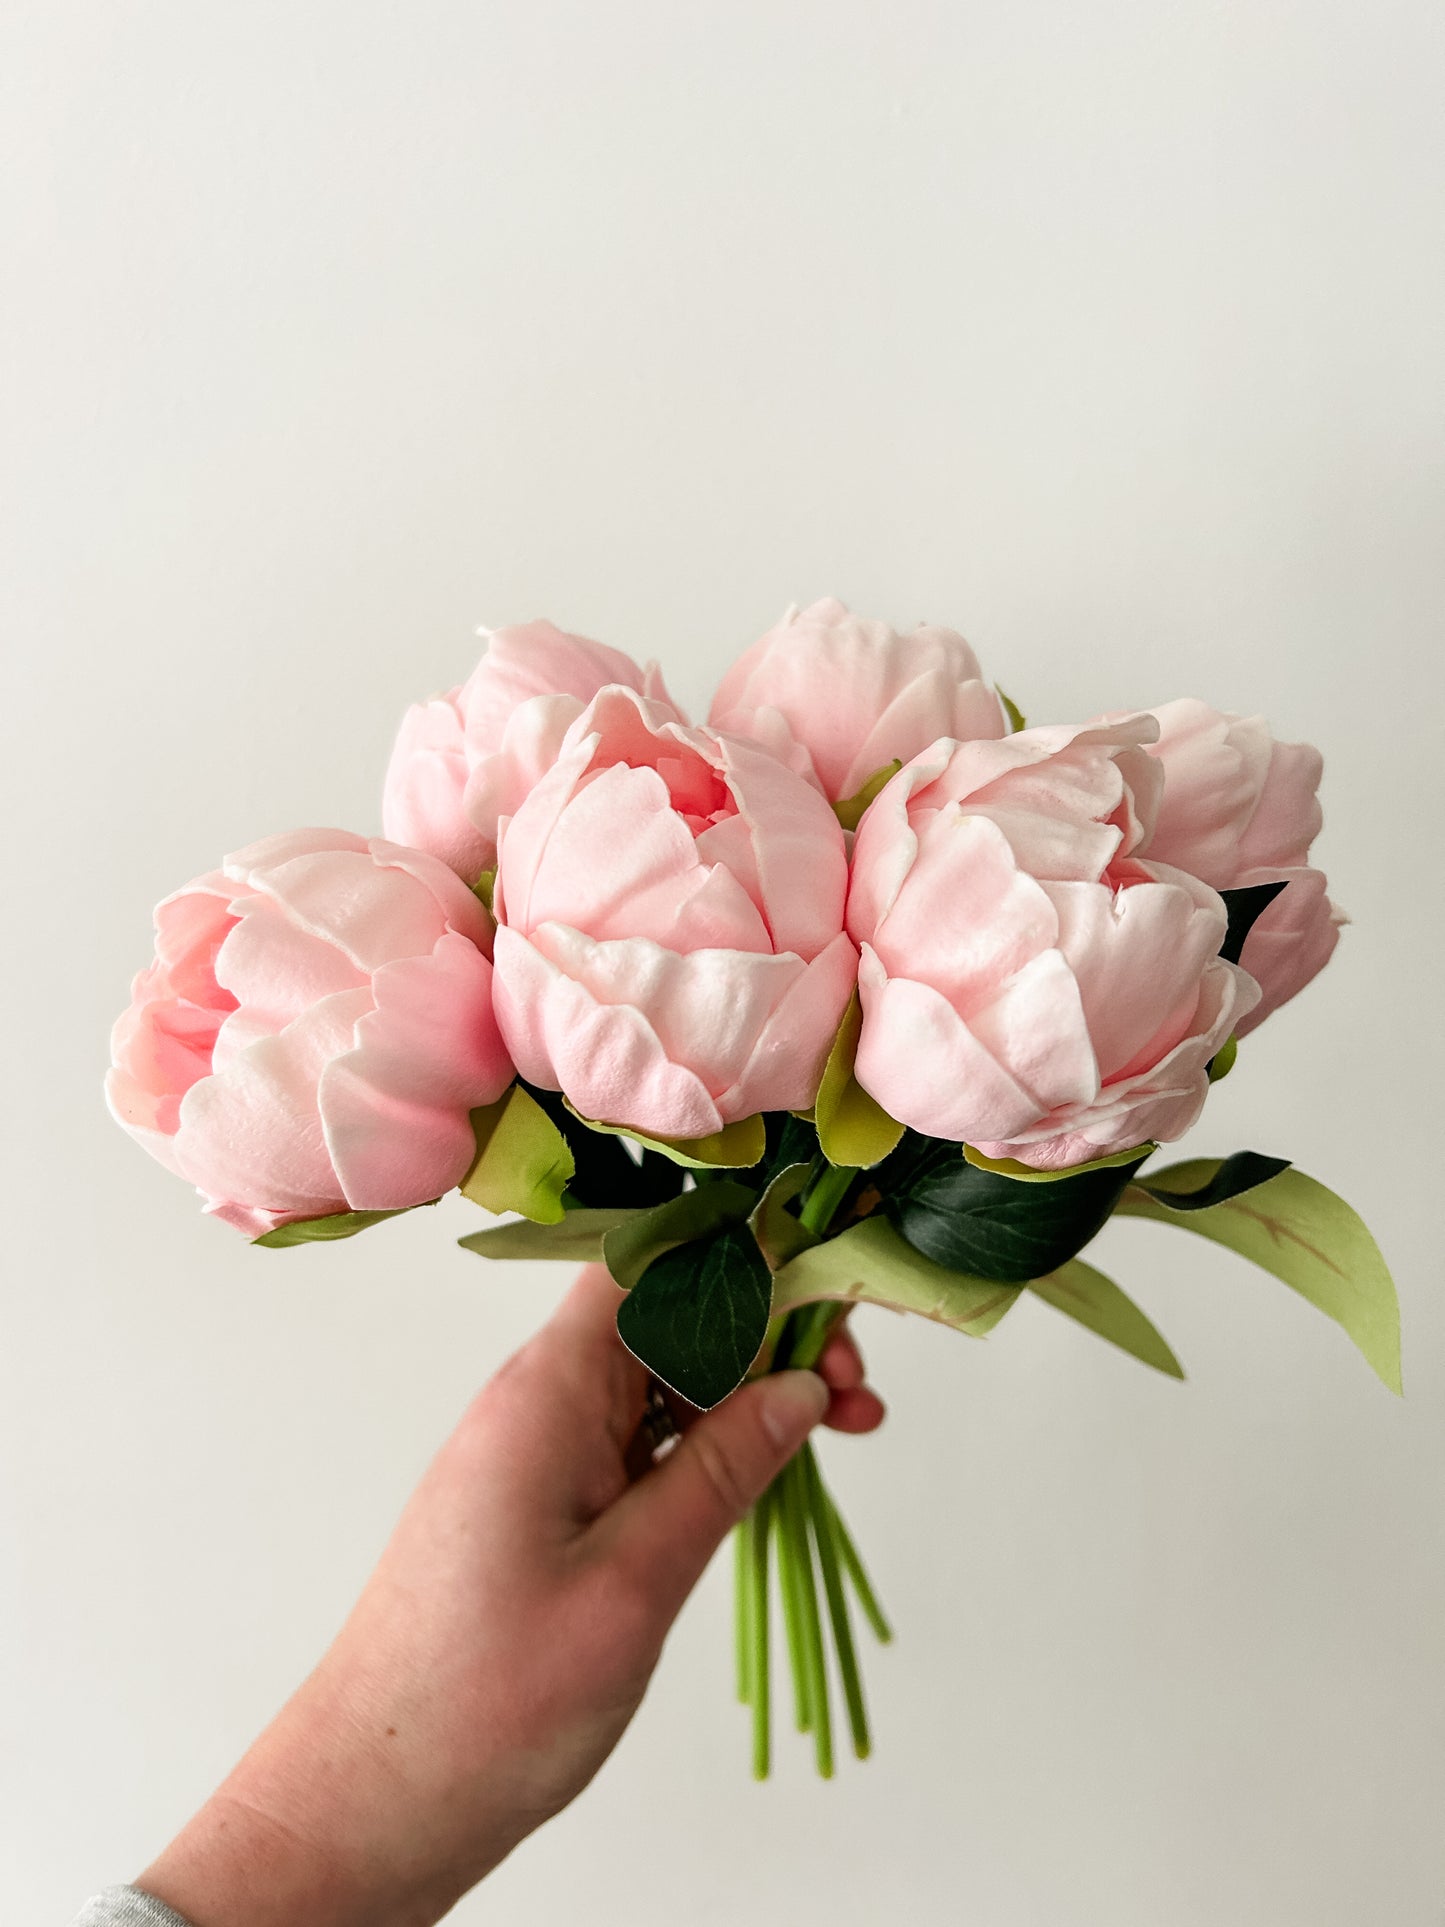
[{"left": 73, "top": 1889, "right": 194, "bottom": 1927}]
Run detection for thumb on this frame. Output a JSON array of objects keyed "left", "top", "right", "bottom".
[{"left": 605, "top": 1371, "right": 830, "bottom": 1619}]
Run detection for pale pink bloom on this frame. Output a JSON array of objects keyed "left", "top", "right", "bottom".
[
  {"left": 1129, "top": 698, "right": 1344, "bottom": 1034},
  {"left": 491, "top": 687, "right": 857, "bottom": 1140},
  {"left": 847, "top": 719, "right": 1259, "bottom": 1170},
  {"left": 383, "top": 621, "right": 682, "bottom": 884},
  {"left": 106, "top": 830, "right": 512, "bottom": 1236},
  {"left": 708, "top": 597, "right": 1006, "bottom": 802}
]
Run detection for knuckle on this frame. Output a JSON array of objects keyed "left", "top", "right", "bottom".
[{"left": 687, "top": 1426, "right": 754, "bottom": 1522}]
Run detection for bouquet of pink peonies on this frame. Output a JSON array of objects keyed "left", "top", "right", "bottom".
[{"left": 108, "top": 597, "right": 1398, "bottom": 1778}]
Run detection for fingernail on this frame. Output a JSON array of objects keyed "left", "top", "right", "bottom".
[{"left": 758, "top": 1370, "right": 830, "bottom": 1449}]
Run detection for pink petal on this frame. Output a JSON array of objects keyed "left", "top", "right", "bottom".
[
  {"left": 853, "top": 948, "right": 1043, "bottom": 1144},
  {"left": 320, "top": 932, "right": 512, "bottom": 1208},
  {"left": 492, "top": 924, "right": 722, "bottom": 1139}
]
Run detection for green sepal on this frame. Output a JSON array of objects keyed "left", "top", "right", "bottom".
[
  {"left": 996, "top": 685, "right": 1028, "bottom": 733},
  {"left": 458, "top": 1207, "right": 644, "bottom": 1263},
  {"left": 254, "top": 1204, "right": 425, "bottom": 1247},
  {"left": 1132, "top": 1150, "right": 1289, "bottom": 1212},
  {"left": 815, "top": 993, "right": 905, "bottom": 1169},
  {"left": 1028, "top": 1259, "right": 1184, "bottom": 1379},
  {"left": 602, "top": 1182, "right": 758, "bottom": 1292},
  {"left": 962, "top": 1140, "right": 1156, "bottom": 1183},
  {"left": 1218, "top": 881, "right": 1287, "bottom": 965},
  {"left": 769, "top": 1215, "right": 1023, "bottom": 1338},
  {"left": 472, "top": 869, "right": 496, "bottom": 914},
  {"left": 1116, "top": 1160, "right": 1401, "bottom": 1393},
  {"left": 616, "top": 1220, "right": 776, "bottom": 1408},
  {"left": 564, "top": 1103, "right": 768, "bottom": 1170},
  {"left": 833, "top": 760, "right": 902, "bottom": 832},
  {"left": 1206, "top": 1032, "right": 1238, "bottom": 1083},
  {"left": 461, "top": 1085, "right": 574, "bottom": 1224}
]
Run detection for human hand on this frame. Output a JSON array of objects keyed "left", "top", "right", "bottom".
[{"left": 139, "top": 1264, "right": 885, "bottom": 1927}]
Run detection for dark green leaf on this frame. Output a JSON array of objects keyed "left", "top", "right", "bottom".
[
  {"left": 880, "top": 1133, "right": 1150, "bottom": 1283},
  {"left": 1132, "top": 1150, "right": 1290, "bottom": 1212},
  {"left": 255, "top": 1205, "right": 423, "bottom": 1247},
  {"left": 616, "top": 1221, "right": 775, "bottom": 1408},
  {"left": 1218, "top": 881, "right": 1288, "bottom": 966}
]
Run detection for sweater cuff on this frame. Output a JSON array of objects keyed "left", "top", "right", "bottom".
[{"left": 73, "top": 1887, "right": 194, "bottom": 1927}]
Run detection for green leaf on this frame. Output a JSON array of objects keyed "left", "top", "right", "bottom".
[
  {"left": 749, "top": 1164, "right": 817, "bottom": 1271},
  {"left": 254, "top": 1205, "right": 421, "bottom": 1247},
  {"left": 602, "top": 1182, "right": 758, "bottom": 1292},
  {"left": 1028, "top": 1259, "right": 1184, "bottom": 1378},
  {"left": 458, "top": 1207, "right": 644, "bottom": 1263},
  {"left": 996, "top": 685, "right": 1028, "bottom": 733},
  {"left": 1132, "top": 1150, "right": 1290, "bottom": 1212},
  {"left": 833, "top": 760, "right": 902, "bottom": 832},
  {"left": 461, "top": 1086, "right": 574, "bottom": 1224},
  {"left": 883, "top": 1136, "right": 1151, "bottom": 1283},
  {"left": 815, "top": 993, "right": 906, "bottom": 1169},
  {"left": 1116, "top": 1162, "right": 1402, "bottom": 1393},
  {"left": 963, "top": 1140, "right": 1156, "bottom": 1183},
  {"left": 616, "top": 1221, "right": 776, "bottom": 1408},
  {"left": 565, "top": 1104, "right": 768, "bottom": 1170},
  {"left": 472, "top": 868, "right": 496, "bottom": 913},
  {"left": 1218, "top": 881, "right": 1288, "bottom": 966},
  {"left": 770, "top": 1215, "right": 1023, "bottom": 1338}
]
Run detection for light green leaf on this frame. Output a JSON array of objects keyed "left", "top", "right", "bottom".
[
  {"left": 461, "top": 1085, "right": 574, "bottom": 1224},
  {"left": 1116, "top": 1162, "right": 1402, "bottom": 1394},
  {"left": 963, "top": 1140, "right": 1157, "bottom": 1183},
  {"left": 770, "top": 1215, "right": 1022, "bottom": 1338},
  {"left": 833, "top": 760, "right": 902, "bottom": 832},
  {"left": 749, "top": 1164, "right": 817, "bottom": 1271},
  {"left": 602, "top": 1182, "right": 758, "bottom": 1292},
  {"left": 564, "top": 1103, "right": 768, "bottom": 1170},
  {"left": 815, "top": 992, "right": 906, "bottom": 1169},
  {"left": 1028, "top": 1259, "right": 1184, "bottom": 1378},
  {"left": 255, "top": 1206, "right": 420, "bottom": 1247},
  {"left": 458, "top": 1207, "right": 643, "bottom": 1263},
  {"left": 472, "top": 868, "right": 496, "bottom": 914},
  {"left": 996, "top": 685, "right": 1028, "bottom": 733}
]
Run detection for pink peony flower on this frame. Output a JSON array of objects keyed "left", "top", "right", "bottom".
[
  {"left": 1130, "top": 698, "right": 1344, "bottom": 1035},
  {"left": 106, "top": 829, "right": 513, "bottom": 1236},
  {"left": 846, "top": 719, "right": 1259, "bottom": 1170},
  {"left": 708, "top": 596, "right": 1006, "bottom": 802},
  {"left": 491, "top": 686, "right": 858, "bottom": 1140},
  {"left": 383, "top": 621, "right": 683, "bottom": 885}
]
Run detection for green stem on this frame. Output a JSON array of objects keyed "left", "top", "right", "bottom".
[
  {"left": 734, "top": 1520, "right": 751, "bottom": 1705},
  {"left": 826, "top": 1489, "right": 893, "bottom": 1645},
  {"left": 785, "top": 1457, "right": 833, "bottom": 1779},
  {"left": 804, "top": 1445, "right": 871, "bottom": 1759},
  {"left": 747, "top": 1494, "right": 771, "bottom": 1779},
  {"left": 773, "top": 1478, "right": 812, "bottom": 1731},
  {"left": 798, "top": 1161, "right": 859, "bottom": 1239}
]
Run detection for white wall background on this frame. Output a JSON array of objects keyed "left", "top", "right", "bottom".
[{"left": 3, "top": 3, "right": 1442, "bottom": 1921}]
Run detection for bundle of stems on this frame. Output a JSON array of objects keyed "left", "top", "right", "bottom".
[{"left": 733, "top": 1164, "right": 893, "bottom": 1778}]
